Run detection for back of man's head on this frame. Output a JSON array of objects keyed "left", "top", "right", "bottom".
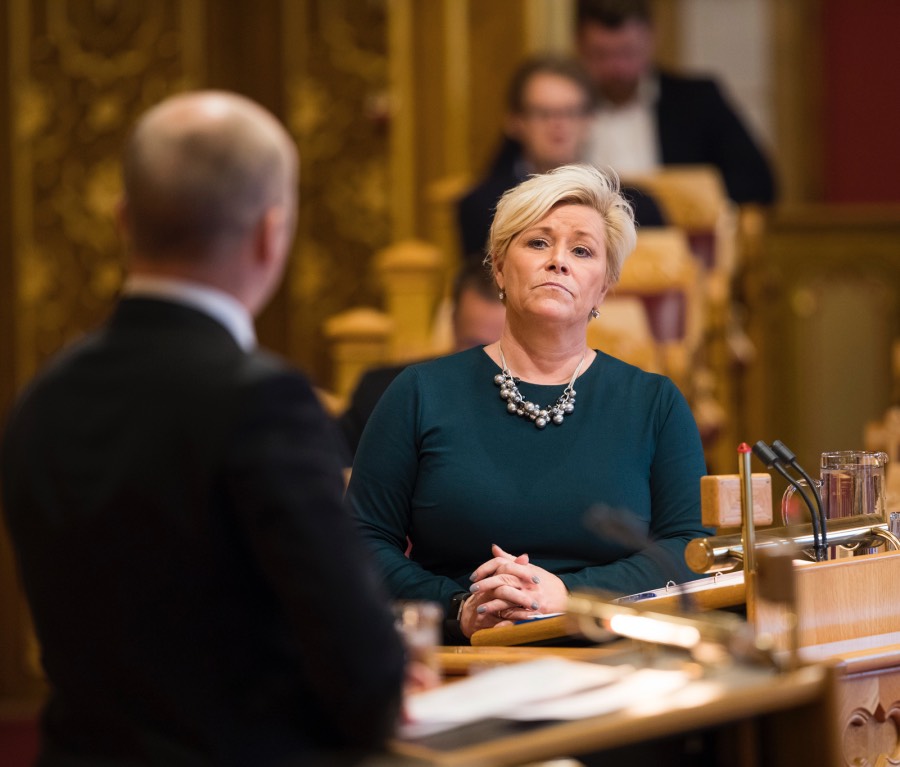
[
  {"left": 451, "top": 263, "right": 505, "bottom": 351},
  {"left": 121, "top": 91, "right": 297, "bottom": 260},
  {"left": 577, "top": 0, "right": 653, "bottom": 29}
]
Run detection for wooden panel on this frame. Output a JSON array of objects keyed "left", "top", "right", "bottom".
[
  {"left": 207, "top": 0, "right": 290, "bottom": 356},
  {"left": 755, "top": 551, "right": 900, "bottom": 650},
  {"left": 743, "top": 207, "right": 900, "bottom": 482},
  {"left": 836, "top": 668, "right": 900, "bottom": 767},
  {"left": 465, "top": 0, "right": 528, "bottom": 178},
  {"left": 771, "top": 0, "right": 824, "bottom": 204}
]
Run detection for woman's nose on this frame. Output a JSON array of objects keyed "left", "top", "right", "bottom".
[{"left": 546, "top": 248, "right": 570, "bottom": 273}]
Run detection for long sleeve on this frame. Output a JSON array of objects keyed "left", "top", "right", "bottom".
[
  {"left": 347, "top": 367, "right": 466, "bottom": 615},
  {"left": 555, "top": 381, "right": 712, "bottom": 595}
]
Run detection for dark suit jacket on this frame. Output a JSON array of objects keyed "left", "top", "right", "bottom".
[
  {"left": 654, "top": 71, "right": 775, "bottom": 205},
  {"left": 1, "top": 298, "right": 405, "bottom": 767},
  {"left": 457, "top": 165, "right": 667, "bottom": 263}
]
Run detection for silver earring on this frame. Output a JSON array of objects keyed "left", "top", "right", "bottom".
[
  {"left": 590, "top": 308, "right": 600, "bottom": 319},
  {"left": 499, "top": 290, "right": 505, "bottom": 301}
]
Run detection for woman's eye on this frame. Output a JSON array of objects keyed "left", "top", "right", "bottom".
[
  {"left": 572, "top": 245, "right": 593, "bottom": 258},
  {"left": 527, "top": 238, "right": 548, "bottom": 249}
]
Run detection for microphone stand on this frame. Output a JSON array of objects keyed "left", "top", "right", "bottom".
[
  {"left": 770, "top": 439, "right": 828, "bottom": 554},
  {"left": 738, "top": 443, "right": 758, "bottom": 622},
  {"left": 752, "top": 441, "right": 826, "bottom": 561}
]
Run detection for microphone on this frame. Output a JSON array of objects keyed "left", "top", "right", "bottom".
[
  {"left": 751, "top": 441, "right": 825, "bottom": 561},
  {"left": 770, "top": 439, "right": 828, "bottom": 552},
  {"left": 583, "top": 504, "right": 694, "bottom": 614},
  {"left": 578, "top": 505, "right": 779, "bottom": 667}
]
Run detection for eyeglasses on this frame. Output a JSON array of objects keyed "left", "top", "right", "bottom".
[{"left": 519, "top": 105, "right": 590, "bottom": 122}]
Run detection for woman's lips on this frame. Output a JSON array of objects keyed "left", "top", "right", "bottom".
[{"left": 535, "top": 282, "right": 573, "bottom": 296}]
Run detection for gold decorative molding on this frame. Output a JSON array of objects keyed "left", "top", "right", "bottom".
[
  {"left": 388, "top": 0, "right": 415, "bottom": 242},
  {"left": 281, "top": 0, "right": 391, "bottom": 380},
  {"left": 9, "top": 0, "right": 205, "bottom": 387}
]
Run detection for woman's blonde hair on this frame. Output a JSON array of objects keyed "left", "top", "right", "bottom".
[{"left": 486, "top": 164, "right": 636, "bottom": 288}]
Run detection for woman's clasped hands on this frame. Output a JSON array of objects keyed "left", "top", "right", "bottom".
[{"left": 459, "top": 543, "right": 568, "bottom": 637}]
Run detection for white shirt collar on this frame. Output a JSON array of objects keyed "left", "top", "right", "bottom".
[
  {"left": 597, "top": 73, "right": 660, "bottom": 111},
  {"left": 121, "top": 274, "right": 257, "bottom": 351}
]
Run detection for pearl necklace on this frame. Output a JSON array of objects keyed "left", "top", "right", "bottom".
[{"left": 493, "top": 345, "right": 587, "bottom": 429}]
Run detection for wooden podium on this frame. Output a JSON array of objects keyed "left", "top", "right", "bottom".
[{"left": 754, "top": 549, "right": 900, "bottom": 767}]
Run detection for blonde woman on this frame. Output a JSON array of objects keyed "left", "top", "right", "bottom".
[{"left": 347, "top": 164, "right": 710, "bottom": 642}]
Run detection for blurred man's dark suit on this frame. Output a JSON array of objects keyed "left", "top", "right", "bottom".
[
  {"left": 1, "top": 294, "right": 404, "bottom": 766},
  {"left": 651, "top": 71, "right": 775, "bottom": 205}
]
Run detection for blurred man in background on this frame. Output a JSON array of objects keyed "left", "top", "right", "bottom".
[
  {"left": 577, "top": 0, "right": 775, "bottom": 204},
  {"left": 458, "top": 54, "right": 665, "bottom": 262}
]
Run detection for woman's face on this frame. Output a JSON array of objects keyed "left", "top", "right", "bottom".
[{"left": 495, "top": 203, "right": 608, "bottom": 327}]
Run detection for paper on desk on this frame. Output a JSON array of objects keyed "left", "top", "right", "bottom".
[
  {"left": 505, "top": 667, "right": 692, "bottom": 720},
  {"left": 399, "top": 657, "right": 632, "bottom": 739}
]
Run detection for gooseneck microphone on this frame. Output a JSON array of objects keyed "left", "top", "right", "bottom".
[
  {"left": 770, "top": 439, "right": 828, "bottom": 552},
  {"left": 752, "top": 441, "right": 826, "bottom": 561},
  {"left": 584, "top": 504, "right": 694, "bottom": 614}
]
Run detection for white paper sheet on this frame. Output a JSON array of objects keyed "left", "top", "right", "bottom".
[
  {"left": 505, "top": 667, "right": 692, "bottom": 720},
  {"left": 399, "top": 657, "right": 635, "bottom": 738}
]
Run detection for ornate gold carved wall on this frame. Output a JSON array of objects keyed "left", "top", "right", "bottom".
[
  {"left": 8, "top": 0, "right": 206, "bottom": 387},
  {"left": 281, "top": 0, "right": 391, "bottom": 378}
]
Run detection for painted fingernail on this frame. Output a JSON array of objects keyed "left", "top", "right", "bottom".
[
  {"left": 469, "top": 572, "right": 478, "bottom": 581},
  {"left": 469, "top": 584, "right": 480, "bottom": 593},
  {"left": 476, "top": 605, "right": 487, "bottom": 614},
  {"left": 530, "top": 601, "right": 539, "bottom": 610},
  {"left": 531, "top": 575, "right": 541, "bottom": 584}
]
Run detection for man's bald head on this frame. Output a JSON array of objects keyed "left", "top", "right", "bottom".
[{"left": 121, "top": 91, "right": 297, "bottom": 259}]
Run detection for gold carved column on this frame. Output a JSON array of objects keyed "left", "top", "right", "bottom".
[{"left": 281, "top": 0, "right": 392, "bottom": 380}]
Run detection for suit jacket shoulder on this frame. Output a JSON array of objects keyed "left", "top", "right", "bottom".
[
  {"left": 457, "top": 167, "right": 521, "bottom": 261},
  {"left": 655, "top": 70, "right": 776, "bottom": 204}
]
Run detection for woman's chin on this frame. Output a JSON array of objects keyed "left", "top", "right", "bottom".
[{"left": 520, "top": 303, "right": 583, "bottom": 326}]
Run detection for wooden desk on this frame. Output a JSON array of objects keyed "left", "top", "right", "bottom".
[
  {"left": 436, "top": 644, "right": 621, "bottom": 677},
  {"left": 470, "top": 577, "right": 747, "bottom": 647},
  {"left": 749, "top": 550, "right": 900, "bottom": 766},
  {"left": 394, "top": 647, "right": 839, "bottom": 767}
]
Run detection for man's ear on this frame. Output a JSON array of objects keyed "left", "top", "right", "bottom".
[
  {"left": 256, "top": 206, "right": 288, "bottom": 266},
  {"left": 115, "top": 198, "right": 132, "bottom": 247}
]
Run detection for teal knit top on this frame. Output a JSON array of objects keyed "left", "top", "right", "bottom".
[{"left": 346, "top": 347, "right": 711, "bottom": 616}]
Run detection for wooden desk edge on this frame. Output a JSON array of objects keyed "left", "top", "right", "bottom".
[{"left": 393, "top": 662, "right": 832, "bottom": 766}]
